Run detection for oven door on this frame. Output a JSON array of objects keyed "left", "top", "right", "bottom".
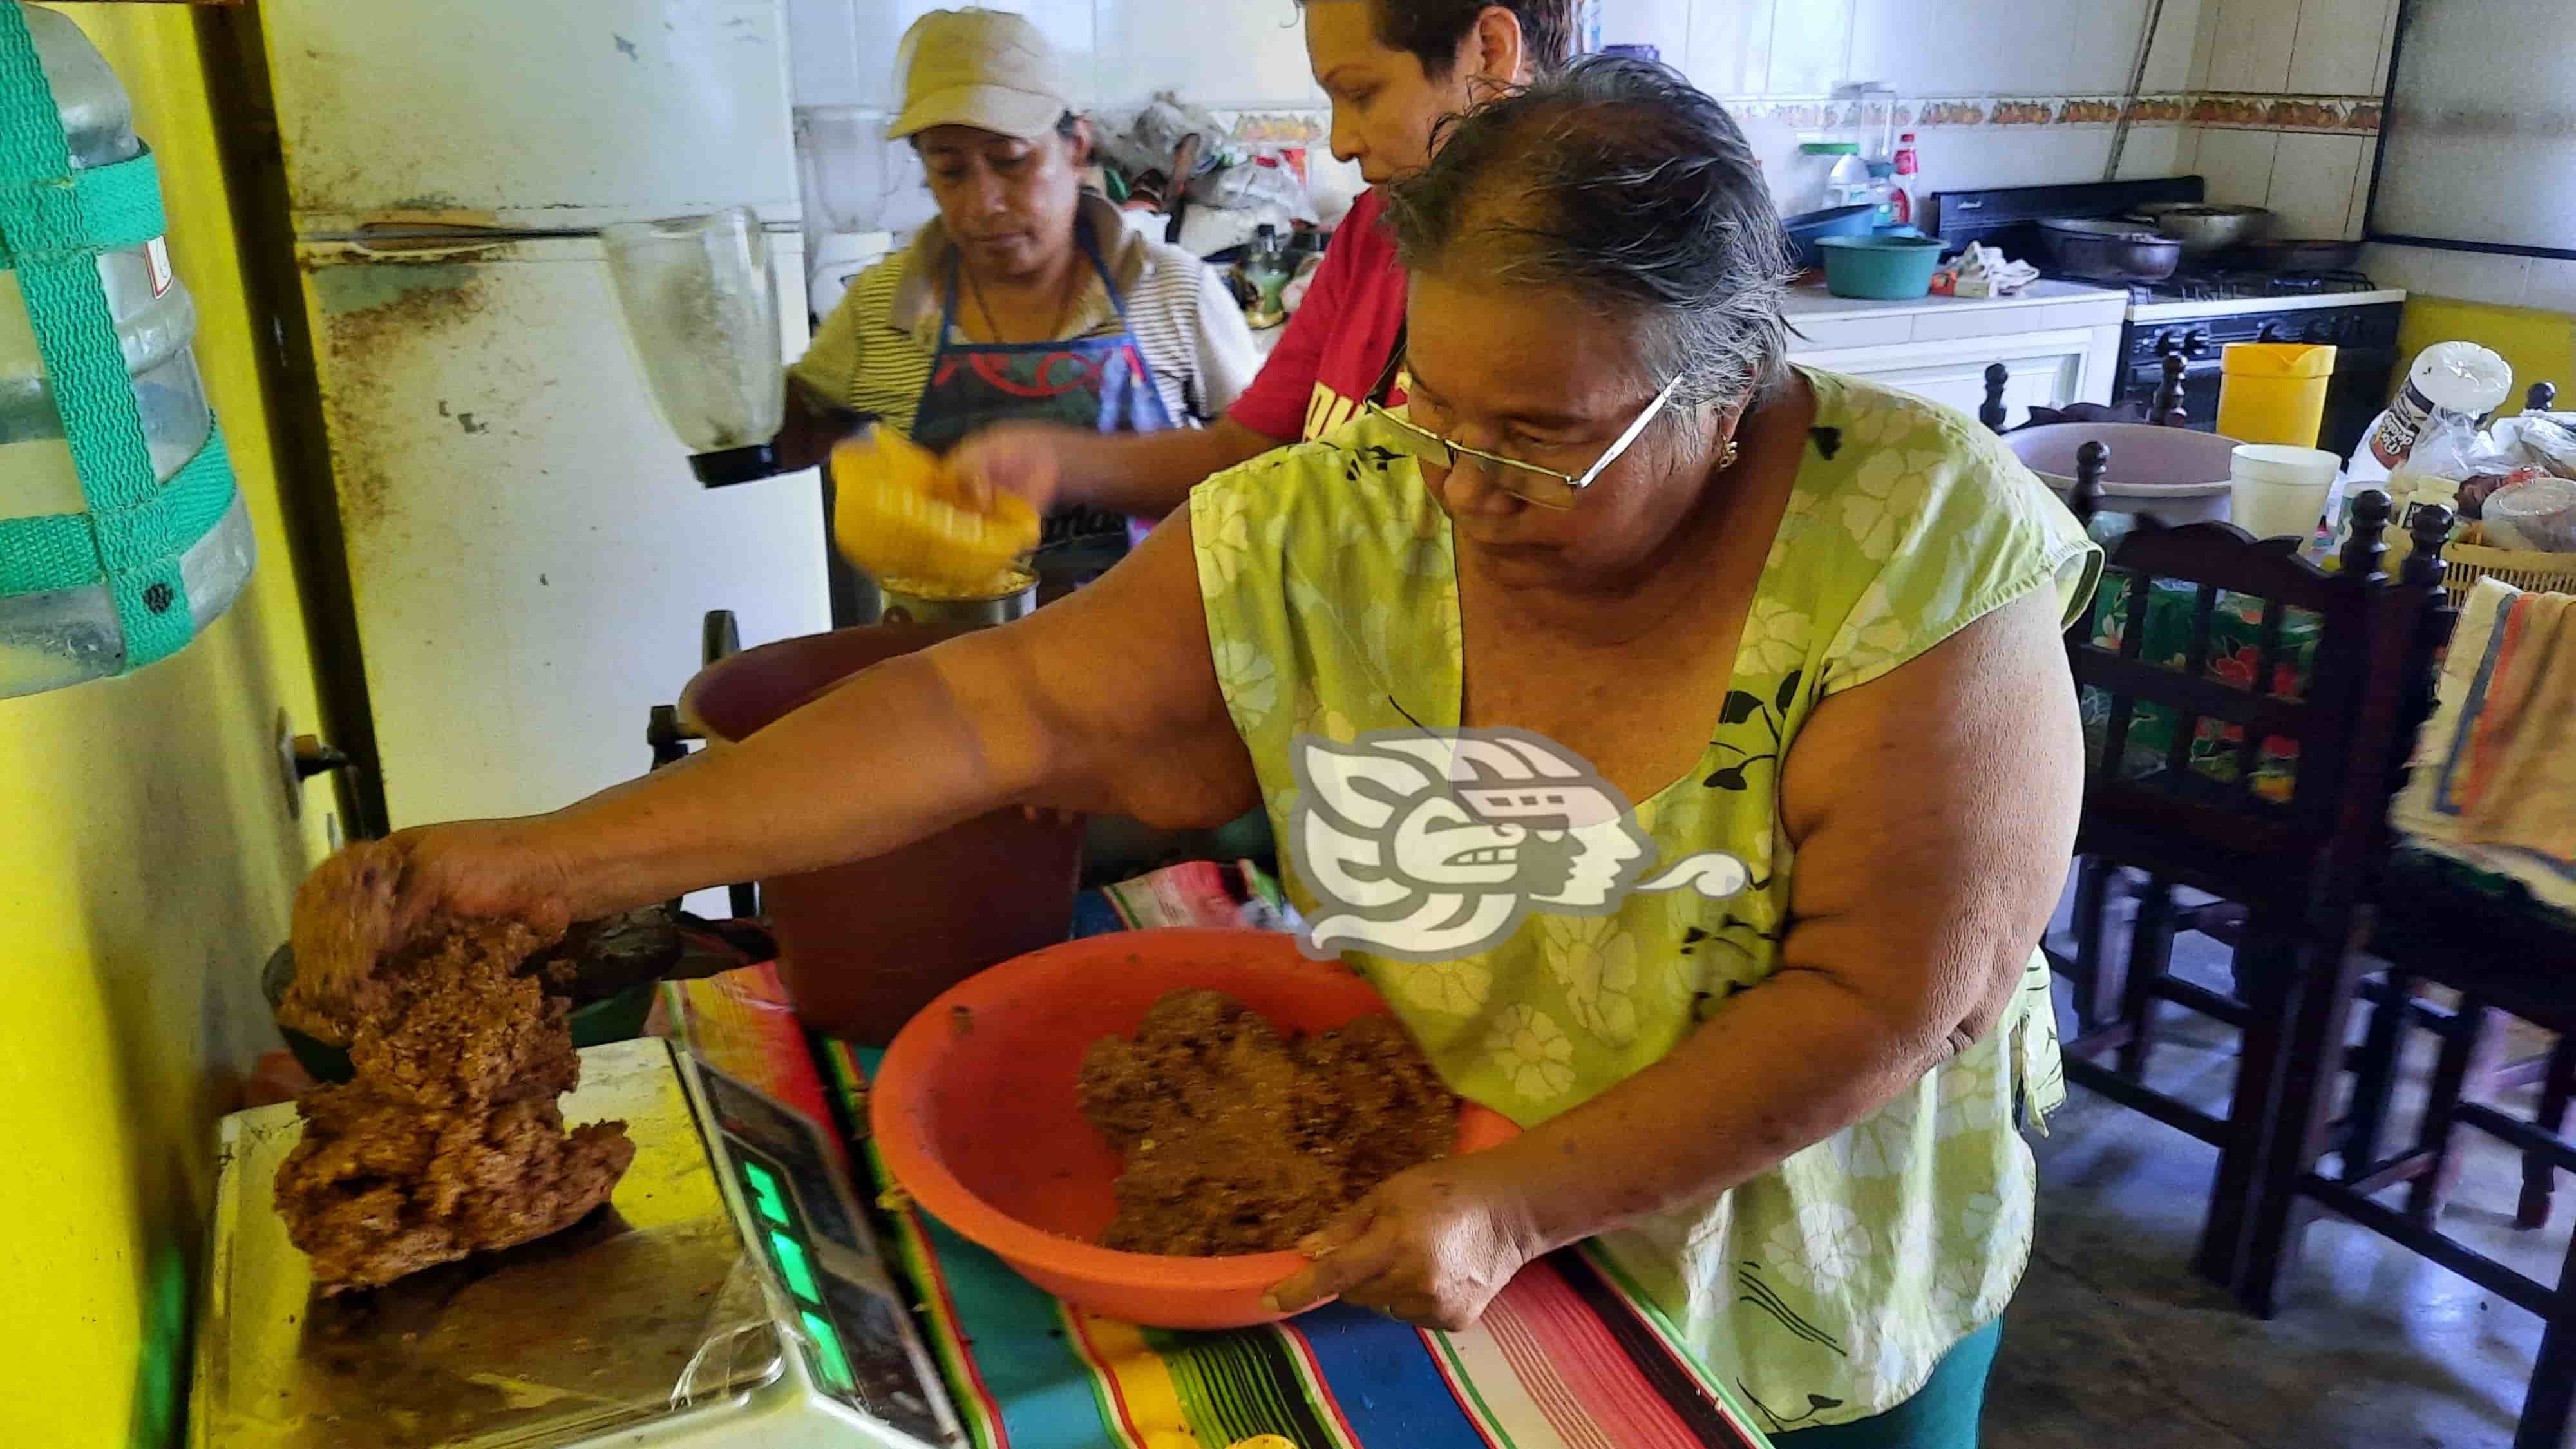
[
  {"left": 2119, "top": 353, "right": 2224, "bottom": 433},
  {"left": 2316, "top": 357, "right": 2396, "bottom": 461}
]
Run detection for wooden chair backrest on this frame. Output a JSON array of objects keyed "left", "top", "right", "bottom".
[{"left": 2067, "top": 494, "right": 2454, "bottom": 927}]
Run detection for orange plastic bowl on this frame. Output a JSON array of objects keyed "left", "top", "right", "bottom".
[{"left": 870, "top": 928, "right": 1520, "bottom": 1329}]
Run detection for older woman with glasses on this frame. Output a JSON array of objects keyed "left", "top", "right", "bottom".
[{"left": 292, "top": 59, "right": 2098, "bottom": 1447}]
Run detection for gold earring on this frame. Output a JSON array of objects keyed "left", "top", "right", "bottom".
[{"left": 1718, "top": 437, "right": 1741, "bottom": 472}]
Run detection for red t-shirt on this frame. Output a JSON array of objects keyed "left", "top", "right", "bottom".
[{"left": 1226, "top": 189, "right": 1408, "bottom": 443}]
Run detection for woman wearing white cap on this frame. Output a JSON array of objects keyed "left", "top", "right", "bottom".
[
  {"left": 779, "top": 8, "right": 1257, "bottom": 617},
  {"left": 943, "top": 1, "right": 1576, "bottom": 520}
]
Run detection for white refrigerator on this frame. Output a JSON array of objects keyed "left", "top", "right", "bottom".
[{"left": 262, "top": 0, "right": 831, "bottom": 829}]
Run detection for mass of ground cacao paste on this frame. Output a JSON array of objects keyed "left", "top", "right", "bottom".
[
  {"left": 274, "top": 914, "right": 635, "bottom": 1293},
  {"left": 1076, "top": 989, "right": 1458, "bottom": 1255}
]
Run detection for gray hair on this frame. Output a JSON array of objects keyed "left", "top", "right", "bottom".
[{"left": 1383, "top": 56, "right": 1795, "bottom": 414}]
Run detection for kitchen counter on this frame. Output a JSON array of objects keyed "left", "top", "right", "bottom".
[
  {"left": 1783, "top": 278, "right": 2132, "bottom": 353},
  {"left": 1244, "top": 279, "right": 2133, "bottom": 426},
  {"left": 1778, "top": 278, "right": 2133, "bottom": 426}
]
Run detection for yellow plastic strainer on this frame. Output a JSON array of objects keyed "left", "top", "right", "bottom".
[{"left": 829, "top": 428, "right": 1040, "bottom": 592}]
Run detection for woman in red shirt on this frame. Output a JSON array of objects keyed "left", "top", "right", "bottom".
[{"left": 945, "top": 1, "right": 1575, "bottom": 516}]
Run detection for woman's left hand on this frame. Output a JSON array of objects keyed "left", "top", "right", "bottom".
[{"left": 1263, "top": 1153, "right": 1544, "bottom": 1331}]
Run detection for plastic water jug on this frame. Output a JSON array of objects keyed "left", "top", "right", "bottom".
[{"left": 0, "top": 3, "right": 251, "bottom": 697}]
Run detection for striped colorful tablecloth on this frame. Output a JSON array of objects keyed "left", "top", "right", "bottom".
[{"left": 663, "top": 862, "right": 1776, "bottom": 1449}]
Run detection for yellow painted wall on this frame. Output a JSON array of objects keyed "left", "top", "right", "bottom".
[
  {"left": 2392, "top": 294, "right": 2576, "bottom": 414},
  {"left": 0, "top": 9, "right": 329, "bottom": 1447}
]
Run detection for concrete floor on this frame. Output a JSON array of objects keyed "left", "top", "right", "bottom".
[{"left": 1985, "top": 895, "right": 2564, "bottom": 1449}]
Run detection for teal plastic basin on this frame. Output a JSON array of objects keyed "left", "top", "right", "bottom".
[{"left": 1817, "top": 234, "right": 1946, "bottom": 300}]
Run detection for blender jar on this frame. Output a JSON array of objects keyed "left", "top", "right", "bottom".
[{"left": 601, "top": 207, "right": 785, "bottom": 486}]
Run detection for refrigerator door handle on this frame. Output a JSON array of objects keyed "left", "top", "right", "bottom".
[{"left": 343, "top": 222, "right": 591, "bottom": 260}]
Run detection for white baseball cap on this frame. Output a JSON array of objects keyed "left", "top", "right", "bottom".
[{"left": 887, "top": 9, "right": 1074, "bottom": 144}]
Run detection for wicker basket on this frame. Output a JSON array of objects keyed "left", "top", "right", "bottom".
[{"left": 2379, "top": 520, "right": 2576, "bottom": 605}]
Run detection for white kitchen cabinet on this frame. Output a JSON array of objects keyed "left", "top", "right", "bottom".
[
  {"left": 1795, "top": 328, "right": 2117, "bottom": 426},
  {"left": 1781, "top": 280, "right": 2130, "bottom": 430}
]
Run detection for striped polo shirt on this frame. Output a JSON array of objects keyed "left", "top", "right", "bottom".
[{"left": 791, "top": 193, "right": 1258, "bottom": 439}]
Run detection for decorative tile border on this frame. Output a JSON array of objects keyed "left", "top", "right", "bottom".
[
  {"left": 1225, "top": 111, "right": 1324, "bottom": 146},
  {"left": 1714, "top": 91, "right": 2384, "bottom": 135},
  {"left": 1166, "top": 91, "right": 2392, "bottom": 150},
  {"left": 2190, "top": 93, "right": 2384, "bottom": 133}
]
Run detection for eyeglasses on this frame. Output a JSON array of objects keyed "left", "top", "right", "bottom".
[{"left": 1359, "top": 347, "right": 1684, "bottom": 511}]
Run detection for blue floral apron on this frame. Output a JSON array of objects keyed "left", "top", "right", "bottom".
[{"left": 909, "top": 225, "right": 1171, "bottom": 603}]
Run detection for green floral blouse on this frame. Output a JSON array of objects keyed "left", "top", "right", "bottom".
[{"left": 1189, "top": 366, "right": 2100, "bottom": 1430}]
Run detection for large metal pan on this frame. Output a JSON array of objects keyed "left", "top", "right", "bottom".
[
  {"left": 2036, "top": 217, "right": 2183, "bottom": 281},
  {"left": 2132, "top": 202, "right": 2274, "bottom": 254}
]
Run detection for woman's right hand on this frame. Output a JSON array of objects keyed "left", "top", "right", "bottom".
[
  {"left": 942, "top": 421, "right": 1075, "bottom": 514},
  {"left": 286, "top": 820, "right": 580, "bottom": 1036}
]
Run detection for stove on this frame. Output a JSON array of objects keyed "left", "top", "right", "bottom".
[
  {"left": 1931, "top": 178, "right": 2407, "bottom": 457},
  {"left": 2121, "top": 268, "right": 2382, "bottom": 305}
]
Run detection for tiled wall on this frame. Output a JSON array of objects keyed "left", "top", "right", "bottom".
[
  {"left": 2176, "top": 0, "right": 2403, "bottom": 242},
  {"left": 790, "top": 0, "right": 2221, "bottom": 236},
  {"left": 786, "top": 0, "right": 2416, "bottom": 251},
  {"left": 788, "top": 0, "right": 1338, "bottom": 238},
  {"left": 2363, "top": 244, "right": 2576, "bottom": 319},
  {"left": 1602, "top": 0, "right": 2407, "bottom": 234},
  {"left": 1600, "top": 0, "right": 2213, "bottom": 207}
]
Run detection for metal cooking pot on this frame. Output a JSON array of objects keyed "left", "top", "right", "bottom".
[
  {"left": 878, "top": 569, "right": 1039, "bottom": 629},
  {"left": 2036, "top": 217, "right": 2184, "bottom": 281},
  {"left": 2132, "top": 202, "right": 2273, "bottom": 254}
]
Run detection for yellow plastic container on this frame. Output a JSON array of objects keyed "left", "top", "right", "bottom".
[
  {"left": 2215, "top": 343, "right": 2336, "bottom": 448},
  {"left": 829, "top": 428, "right": 1040, "bottom": 592}
]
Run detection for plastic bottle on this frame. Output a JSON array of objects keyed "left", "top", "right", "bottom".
[
  {"left": 1815, "top": 142, "right": 1872, "bottom": 210},
  {"left": 1862, "top": 160, "right": 1899, "bottom": 227},
  {"left": 1, "top": 3, "right": 252, "bottom": 696},
  {"left": 1890, "top": 132, "right": 1920, "bottom": 227},
  {"left": 1243, "top": 222, "right": 1291, "bottom": 327}
]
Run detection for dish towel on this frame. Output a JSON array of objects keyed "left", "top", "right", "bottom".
[{"left": 2391, "top": 578, "right": 2576, "bottom": 914}]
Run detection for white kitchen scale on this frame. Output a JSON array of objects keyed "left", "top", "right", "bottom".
[{"left": 191, "top": 1037, "right": 963, "bottom": 1448}]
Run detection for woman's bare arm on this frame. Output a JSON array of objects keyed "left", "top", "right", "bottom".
[
  {"left": 770, "top": 376, "right": 866, "bottom": 473},
  {"left": 294, "top": 518, "right": 1257, "bottom": 993},
  {"left": 1508, "top": 586, "right": 2081, "bottom": 1240},
  {"left": 547, "top": 516, "right": 1255, "bottom": 916},
  {"left": 945, "top": 415, "right": 1282, "bottom": 518}
]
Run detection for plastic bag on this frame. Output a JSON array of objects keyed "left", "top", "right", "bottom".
[
  {"left": 2481, "top": 475, "right": 2576, "bottom": 552},
  {"left": 2489, "top": 411, "right": 2576, "bottom": 480},
  {"left": 2333, "top": 408, "right": 2480, "bottom": 553},
  {"left": 1095, "top": 92, "right": 1238, "bottom": 182},
  {"left": 2450, "top": 411, "right": 2576, "bottom": 518},
  {"left": 1187, "top": 156, "right": 1318, "bottom": 225},
  {"left": 2349, "top": 341, "right": 2514, "bottom": 485},
  {"left": 2387, "top": 409, "right": 2484, "bottom": 529}
]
